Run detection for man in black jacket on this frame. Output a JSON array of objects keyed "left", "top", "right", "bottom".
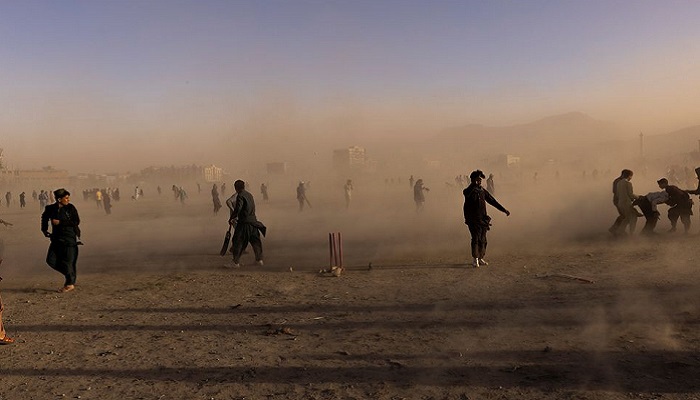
[
  {"left": 658, "top": 178, "right": 693, "bottom": 233},
  {"left": 41, "top": 188, "right": 80, "bottom": 293},
  {"left": 227, "top": 180, "right": 266, "bottom": 268},
  {"left": 463, "top": 170, "right": 510, "bottom": 268}
]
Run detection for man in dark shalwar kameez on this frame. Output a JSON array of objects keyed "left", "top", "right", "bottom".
[
  {"left": 41, "top": 188, "right": 80, "bottom": 293},
  {"left": 463, "top": 170, "right": 510, "bottom": 268},
  {"left": 226, "top": 180, "right": 266, "bottom": 268}
]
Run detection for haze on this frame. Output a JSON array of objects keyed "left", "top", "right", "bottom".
[{"left": 1, "top": 1, "right": 700, "bottom": 173}]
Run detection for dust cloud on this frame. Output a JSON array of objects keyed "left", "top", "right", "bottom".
[{"left": 2, "top": 108, "right": 700, "bottom": 273}]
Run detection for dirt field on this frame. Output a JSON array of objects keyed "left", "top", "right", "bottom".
[{"left": 0, "top": 181, "right": 698, "bottom": 400}]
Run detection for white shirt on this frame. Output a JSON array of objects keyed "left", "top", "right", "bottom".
[{"left": 646, "top": 191, "right": 669, "bottom": 212}]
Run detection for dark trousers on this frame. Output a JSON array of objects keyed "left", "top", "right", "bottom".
[
  {"left": 231, "top": 224, "right": 263, "bottom": 263},
  {"left": 467, "top": 223, "right": 488, "bottom": 259},
  {"left": 669, "top": 205, "right": 692, "bottom": 231},
  {"left": 609, "top": 204, "right": 625, "bottom": 233},
  {"left": 634, "top": 197, "right": 658, "bottom": 234},
  {"left": 46, "top": 242, "right": 78, "bottom": 286}
]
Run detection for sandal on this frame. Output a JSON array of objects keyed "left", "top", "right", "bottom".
[
  {"left": 58, "top": 285, "right": 75, "bottom": 293},
  {"left": 0, "top": 336, "right": 14, "bottom": 345}
]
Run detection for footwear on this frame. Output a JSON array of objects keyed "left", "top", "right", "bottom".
[
  {"left": 58, "top": 285, "right": 75, "bottom": 293},
  {"left": 471, "top": 258, "right": 480, "bottom": 268},
  {"left": 0, "top": 336, "right": 14, "bottom": 345},
  {"left": 668, "top": 227, "right": 677, "bottom": 233},
  {"left": 255, "top": 260, "right": 264, "bottom": 266},
  {"left": 478, "top": 258, "right": 489, "bottom": 266},
  {"left": 224, "top": 261, "right": 241, "bottom": 269}
]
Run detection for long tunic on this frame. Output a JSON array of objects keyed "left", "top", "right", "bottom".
[{"left": 463, "top": 184, "right": 507, "bottom": 227}]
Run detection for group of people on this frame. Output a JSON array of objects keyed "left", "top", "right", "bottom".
[
  {"left": 0, "top": 167, "right": 516, "bottom": 346},
  {"left": 0, "top": 190, "right": 52, "bottom": 210},
  {"left": 610, "top": 167, "right": 700, "bottom": 236},
  {"left": 220, "top": 170, "right": 510, "bottom": 270}
]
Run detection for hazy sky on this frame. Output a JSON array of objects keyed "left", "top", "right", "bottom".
[{"left": 2, "top": 1, "right": 700, "bottom": 171}]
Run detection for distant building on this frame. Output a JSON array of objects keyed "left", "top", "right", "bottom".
[
  {"left": 492, "top": 154, "right": 521, "bottom": 168},
  {"left": 204, "top": 164, "right": 223, "bottom": 182},
  {"left": 333, "top": 146, "right": 366, "bottom": 170},
  {"left": 266, "top": 162, "right": 288, "bottom": 175},
  {"left": 0, "top": 166, "right": 70, "bottom": 187},
  {"left": 137, "top": 164, "right": 215, "bottom": 182}
]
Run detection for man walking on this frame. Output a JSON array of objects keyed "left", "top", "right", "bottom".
[
  {"left": 41, "top": 189, "right": 80, "bottom": 293},
  {"left": 296, "top": 181, "right": 307, "bottom": 212},
  {"left": 463, "top": 170, "right": 510, "bottom": 268},
  {"left": 227, "top": 180, "right": 266, "bottom": 268},
  {"left": 609, "top": 170, "right": 631, "bottom": 235},
  {"left": 611, "top": 169, "right": 638, "bottom": 236},
  {"left": 413, "top": 179, "right": 429, "bottom": 212}
]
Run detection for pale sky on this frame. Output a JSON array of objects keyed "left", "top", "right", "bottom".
[{"left": 2, "top": 1, "right": 700, "bottom": 171}]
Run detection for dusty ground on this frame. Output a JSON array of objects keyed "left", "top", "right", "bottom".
[{"left": 0, "top": 183, "right": 699, "bottom": 400}]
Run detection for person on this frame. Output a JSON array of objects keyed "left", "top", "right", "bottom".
[
  {"left": 197, "top": 182, "right": 201, "bottom": 194},
  {"left": 95, "top": 188, "right": 103, "bottom": 209},
  {"left": 133, "top": 186, "right": 141, "bottom": 201},
  {"left": 260, "top": 183, "right": 269, "bottom": 202},
  {"left": 344, "top": 179, "right": 353, "bottom": 209},
  {"left": 0, "top": 259, "right": 14, "bottom": 345},
  {"left": 221, "top": 183, "right": 227, "bottom": 197},
  {"left": 41, "top": 188, "right": 80, "bottom": 293},
  {"left": 32, "top": 190, "right": 37, "bottom": 202},
  {"left": 19, "top": 192, "right": 26, "bottom": 208},
  {"left": 463, "top": 170, "right": 510, "bottom": 268},
  {"left": 633, "top": 190, "right": 668, "bottom": 235},
  {"left": 609, "top": 169, "right": 632, "bottom": 236},
  {"left": 413, "top": 179, "right": 429, "bottom": 212},
  {"left": 157, "top": 186, "right": 162, "bottom": 196},
  {"left": 296, "top": 181, "right": 307, "bottom": 212},
  {"left": 486, "top": 173, "right": 495, "bottom": 195},
  {"left": 4, "top": 192, "right": 10, "bottom": 207},
  {"left": 613, "top": 169, "right": 639, "bottom": 236},
  {"left": 38, "top": 190, "right": 49, "bottom": 211},
  {"left": 0, "top": 220, "right": 15, "bottom": 344},
  {"left": 657, "top": 178, "right": 693, "bottom": 233},
  {"left": 178, "top": 187, "right": 187, "bottom": 204},
  {"left": 103, "top": 191, "right": 112, "bottom": 215},
  {"left": 685, "top": 167, "right": 700, "bottom": 196},
  {"left": 212, "top": 184, "right": 222, "bottom": 215},
  {"left": 226, "top": 180, "right": 266, "bottom": 268},
  {"left": 409, "top": 175, "right": 415, "bottom": 189}
]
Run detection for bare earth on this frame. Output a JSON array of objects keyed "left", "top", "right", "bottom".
[{"left": 0, "top": 185, "right": 698, "bottom": 400}]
